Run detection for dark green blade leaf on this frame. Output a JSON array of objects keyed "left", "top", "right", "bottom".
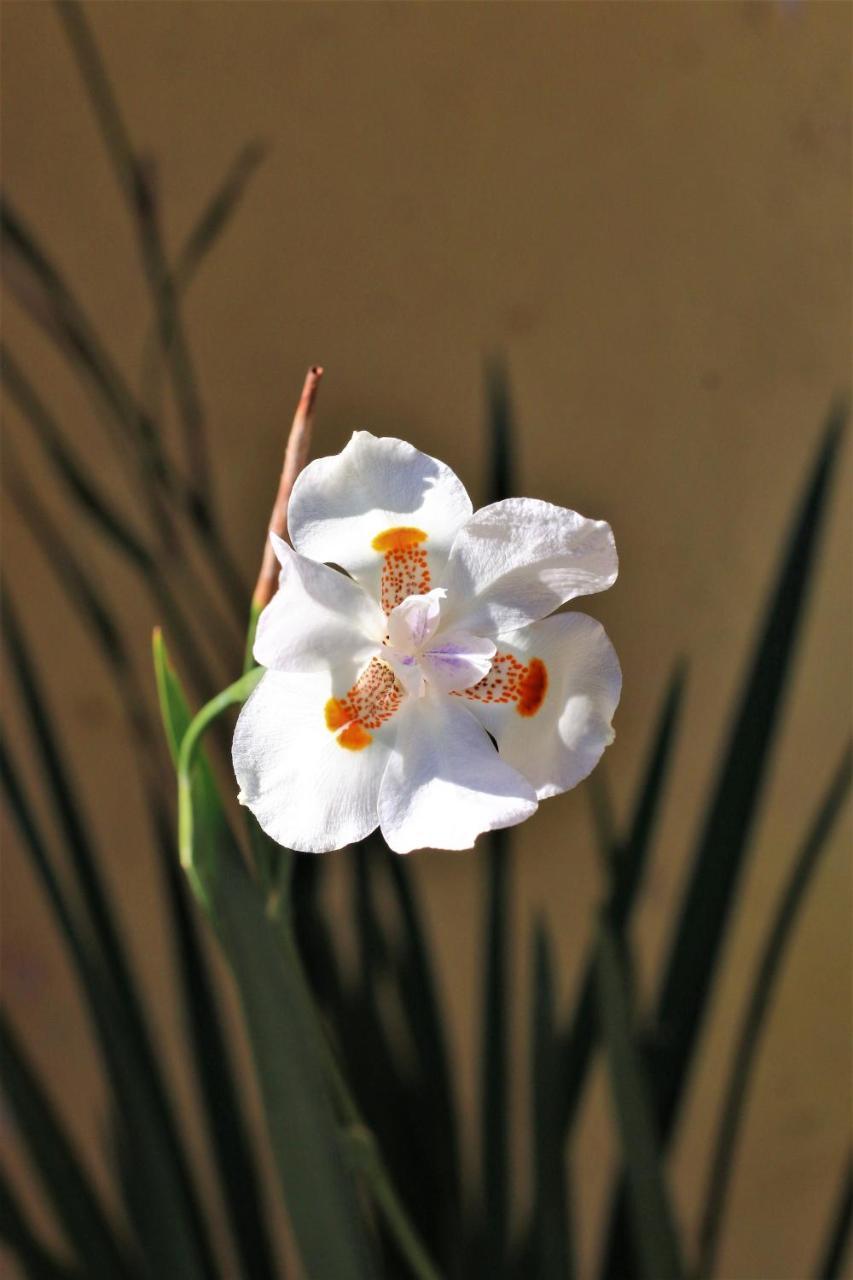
[
  {"left": 3, "top": 587, "right": 132, "bottom": 982},
  {"left": 1, "top": 738, "right": 214, "bottom": 1280},
  {"left": 479, "top": 356, "right": 517, "bottom": 1275},
  {"left": 0, "top": 1013, "right": 133, "bottom": 1278},
  {"left": 586, "top": 765, "right": 619, "bottom": 876},
  {"left": 153, "top": 805, "right": 280, "bottom": 1280},
  {"left": 697, "top": 744, "right": 852, "bottom": 1278},
  {"left": 347, "top": 848, "right": 423, "bottom": 1270},
  {"left": 595, "top": 916, "right": 683, "bottom": 1280},
  {"left": 56, "top": 0, "right": 251, "bottom": 633},
  {"left": 175, "top": 142, "right": 268, "bottom": 293},
  {"left": 0, "top": 197, "right": 176, "bottom": 542},
  {"left": 0, "top": 1161, "right": 84, "bottom": 1280},
  {"left": 0, "top": 737, "right": 94, "bottom": 977},
  {"left": 2, "top": 360, "right": 238, "bottom": 686},
  {"left": 485, "top": 354, "right": 515, "bottom": 503},
  {"left": 381, "top": 844, "right": 463, "bottom": 1272},
  {"left": 601, "top": 404, "right": 846, "bottom": 1279},
  {"left": 7, "top": 496, "right": 274, "bottom": 1280},
  {"left": 347, "top": 840, "right": 462, "bottom": 1276},
  {"left": 156, "top": 643, "right": 376, "bottom": 1280},
  {"left": 2, "top": 344, "right": 154, "bottom": 570},
  {"left": 2, "top": 192, "right": 245, "bottom": 627},
  {"left": 56, "top": 0, "right": 208, "bottom": 478},
  {"left": 816, "top": 1156, "right": 853, "bottom": 1280},
  {"left": 3, "top": 593, "right": 220, "bottom": 1280},
  {"left": 531, "top": 921, "right": 574, "bottom": 1280},
  {"left": 556, "top": 663, "right": 687, "bottom": 1139},
  {"left": 653, "top": 403, "right": 845, "bottom": 1138},
  {"left": 481, "top": 828, "right": 511, "bottom": 1274},
  {"left": 513, "top": 668, "right": 684, "bottom": 1268}
]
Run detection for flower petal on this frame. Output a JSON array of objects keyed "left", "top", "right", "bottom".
[
  {"left": 287, "top": 432, "right": 473, "bottom": 611},
  {"left": 254, "top": 534, "right": 384, "bottom": 674},
  {"left": 456, "top": 612, "right": 621, "bottom": 799},
  {"left": 441, "top": 497, "right": 618, "bottom": 637},
  {"left": 233, "top": 668, "right": 395, "bottom": 853},
  {"left": 378, "top": 693, "right": 538, "bottom": 853},
  {"left": 386, "top": 588, "right": 445, "bottom": 653},
  {"left": 420, "top": 631, "right": 497, "bottom": 693}
]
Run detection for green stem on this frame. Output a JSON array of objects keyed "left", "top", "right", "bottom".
[{"left": 242, "top": 598, "right": 263, "bottom": 675}]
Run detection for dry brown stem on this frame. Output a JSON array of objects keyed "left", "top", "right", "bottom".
[{"left": 252, "top": 364, "right": 323, "bottom": 609}]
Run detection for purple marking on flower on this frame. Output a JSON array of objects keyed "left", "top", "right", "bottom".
[{"left": 425, "top": 644, "right": 471, "bottom": 666}]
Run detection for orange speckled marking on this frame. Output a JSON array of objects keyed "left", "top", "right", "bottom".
[
  {"left": 324, "top": 657, "right": 403, "bottom": 750},
  {"left": 372, "top": 526, "right": 430, "bottom": 613},
  {"left": 456, "top": 652, "right": 548, "bottom": 717}
]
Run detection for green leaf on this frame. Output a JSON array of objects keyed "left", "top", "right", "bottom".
[
  {"left": 816, "top": 1156, "right": 852, "bottom": 1280},
  {"left": 485, "top": 354, "right": 515, "bottom": 503},
  {"left": 6, "top": 478, "right": 275, "bottom": 1280},
  {"left": 164, "top": 820, "right": 281, "bottom": 1280},
  {"left": 56, "top": 0, "right": 253, "bottom": 630},
  {"left": 0, "top": 1013, "right": 133, "bottom": 1278},
  {"left": 3, "top": 588, "right": 133, "bottom": 984},
  {"left": 601, "top": 403, "right": 846, "bottom": 1279},
  {"left": 140, "top": 141, "right": 266, "bottom": 430},
  {"left": 381, "top": 844, "right": 463, "bottom": 1269},
  {"left": 481, "top": 828, "right": 511, "bottom": 1274},
  {"left": 176, "top": 666, "right": 262, "bottom": 907},
  {"left": 2, "top": 376, "right": 225, "bottom": 704},
  {"left": 556, "top": 663, "right": 687, "bottom": 1138},
  {"left": 0, "top": 197, "right": 176, "bottom": 541},
  {"left": 157, "top": 644, "right": 376, "bottom": 1280},
  {"left": 0, "top": 1161, "right": 84, "bottom": 1280},
  {"left": 586, "top": 765, "right": 619, "bottom": 877},
  {"left": 531, "top": 921, "right": 574, "bottom": 1280},
  {"left": 2, "top": 739, "right": 214, "bottom": 1280},
  {"left": 653, "top": 403, "right": 845, "bottom": 1136},
  {"left": 55, "top": 0, "right": 206, "bottom": 467},
  {"left": 2, "top": 360, "right": 240, "bottom": 683},
  {"left": 243, "top": 597, "right": 263, "bottom": 674},
  {"left": 595, "top": 915, "right": 684, "bottom": 1280},
  {"left": 3, "top": 594, "right": 220, "bottom": 1280},
  {"left": 2, "top": 344, "right": 153, "bottom": 570},
  {"left": 175, "top": 143, "right": 267, "bottom": 292},
  {"left": 696, "top": 744, "right": 852, "bottom": 1278},
  {"left": 479, "top": 356, "right": 517, "bottom": 1274}
]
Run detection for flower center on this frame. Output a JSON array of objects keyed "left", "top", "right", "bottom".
[{"left": 382, "top": 589, "right": 496, "bottom": 698}]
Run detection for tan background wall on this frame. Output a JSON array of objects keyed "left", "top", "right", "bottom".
[{"left": 2, "top": 3, "right": 851, "bottom": 1278}]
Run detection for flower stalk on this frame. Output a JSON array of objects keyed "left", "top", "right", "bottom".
[
  {"left": 252, "top": 364, "right": 324, "bottom": 611},
  {"left": 244, "top": 365, "right": 324, "bottom": 672}
]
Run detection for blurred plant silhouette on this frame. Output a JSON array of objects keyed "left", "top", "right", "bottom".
[{"left": 1, "top": 5, "right": 850, "bottom": 1279}]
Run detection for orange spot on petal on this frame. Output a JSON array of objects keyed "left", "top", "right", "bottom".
[
  {"left": 371, "top": 526, "right": 428, "bottom": 552},
  {"left": 517, "top": 658, "right": 548, "bottom": 717},
  {"left": 325, "top": 698, "right": 351, "bottom": 731},
  {"left": 338, "top": 722, "right": 373, "bottom": 751}
]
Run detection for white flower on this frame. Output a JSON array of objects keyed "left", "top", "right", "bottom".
[{"left": 233, "top": 432, "right": 621, "bottom": 854}]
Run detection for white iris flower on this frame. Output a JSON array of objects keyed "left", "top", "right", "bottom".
[{"left": 233, "top": 432, "right": 621, "bottom": 854}]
